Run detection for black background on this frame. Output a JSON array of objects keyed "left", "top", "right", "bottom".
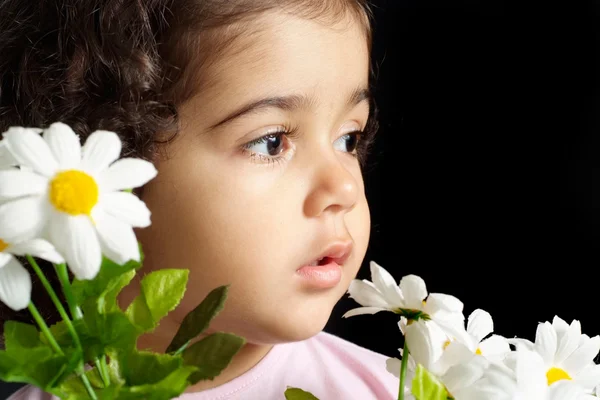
[
  {"left": 325, "top": 0, "right": 600, "bottom": 359},
  {"left": 2, "top": 0, "right": 600, "bottom": 397}
]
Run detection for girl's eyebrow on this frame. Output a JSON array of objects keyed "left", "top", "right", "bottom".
[{"left": 208, "top": 86, "right": 371, "bottom": 130}]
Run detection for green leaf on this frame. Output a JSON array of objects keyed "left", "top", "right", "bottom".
[
  {"left": 4, "top": 321, "right": 44, "bottom": 350},
  {"left": 166, "top": 285, "right": 229, "bottom": 354},
  {"left": 182, "top": 332, "right": 245, "bottom": 384},
  {"left": 1, "top": 321, "right": 83, "bottom": 390},
  {"left": 285, "top": 387, "right": 321, "bottom": 400},
  {"left": 411, "top": 364, "right": 451, "bottom": 400},
  {"left": 82, "top": 310, "right": 139, "bottom": 358},
  {"left": 45, "top": 309, "right": 139, "bottom": 362},
  {"left": 0, "top": 344, "right": 77, "bottom": 390},
  {"left": 121, "top": 350, "right": 183, "bottom": 386},
  {"left": 125, "top": 269, "right": 189, "bottom": 332},
  {"left": 115, "top": 366, "right": 197, "bottom": 400},
  {"left": 71, "top": 254, "right": 141, "bottom": 322}
]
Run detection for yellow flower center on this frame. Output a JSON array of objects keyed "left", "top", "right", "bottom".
[
  {"left": 0, "top": 239, "right": 8, "bottom": 252},
  {"left": 49, "top": 170, "right": 99, "bottom": 216},
  {"left": 546, "top": 367, "right": 571, "bottom": 385},
  {"left": 475, "top": 348, "right": 482, "bottom": 355}
]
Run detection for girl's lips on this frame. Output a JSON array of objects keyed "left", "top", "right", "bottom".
[
  {"left": 296, "top": 261, "right": 342, "bottom": 289},
  {"left": 295, "top": 241, "right": 352, "bottom": 289}
]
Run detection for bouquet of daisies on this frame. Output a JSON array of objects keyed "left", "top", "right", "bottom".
[
  {"left": 340, "top": 262, "right": 600, "bottom": 400},
  {"left": 0, "top": 123, "right": 246, "bottom": 399}
]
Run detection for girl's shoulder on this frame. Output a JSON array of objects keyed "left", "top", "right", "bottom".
[{"left": 289, "top": 331, "right": 400, "bottom": 398}]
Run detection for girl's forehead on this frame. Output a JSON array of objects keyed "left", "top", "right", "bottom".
[{"left": 195, "top": 12, "right": 370, "bottom": 107}]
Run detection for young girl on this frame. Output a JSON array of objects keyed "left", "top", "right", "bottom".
[{"left": 1, "top": 0, "right": 399, "bottom": 398}]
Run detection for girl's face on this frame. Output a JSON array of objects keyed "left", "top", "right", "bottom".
[{"left": 134, "top": 10, "right": 371, "bottom": 346}]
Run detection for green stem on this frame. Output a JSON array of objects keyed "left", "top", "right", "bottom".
[
  {"left": 79, "top": 368, "right": 98, "bottom": 400},
  {"left": 28, "top": 302, "right": 63, "bottom": 356},
  {"left": 398, "top": 339, "right": 409, "bottom": 400},
  {"left": 54, "top": 263, "right": 111, "bottom": 388},
  {"left": 54, "top": 263, "right": 82, "bottom": 319},
  {"left": 26, "top": 256, "right": 97, "bottom": 400},
  {"left": 27, "top": 256, "right": 82, "bottom": 349}
]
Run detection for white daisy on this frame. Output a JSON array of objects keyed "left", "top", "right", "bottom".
[
  {"left": 443, "top": 309, "right": 511, "bottom": 362},
  {"left": 343, "top": 262, "right": 467, "bottom": 341},
  {"left": 0, "top": 237, "right": 64, "bottom": 310},
  {"left": 0, "top": 122, "right": 157, "bottom": 280},
  {"left": 509, "top": 316, "right": 600, "bottom": 393}
]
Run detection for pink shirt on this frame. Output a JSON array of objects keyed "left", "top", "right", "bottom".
[{"left": 8, "top": 331, "right": 399, "bottom": 400}]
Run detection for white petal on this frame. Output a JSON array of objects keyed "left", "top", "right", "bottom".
[
  {"left": 562, "top": 335, "right": 600, "bottom": 375},
  {"left": 435, "top": 318, "right": 473, "bottom": 349},
  {"left": 424, "top": 293, "right": 464, "bottom": 314},
  {"left": 555, "top": 319, "right": 581, "bottom": 364},
  {"left": 99, "top": 191, "right": 151, "bottom": 228},
  {"left": 0, "top": 196, "right": 48, "bottom": 243},
  {"left": 0, "top": 256, "right": 32, "bottom": 311},
  {"left": 9, "top": 239, "right": 64, "bottom": 264},
  {"left": 0, "top": 169, "right": 48, "bottom": 200},
  {"left": 467, "top": 309, "right": 494, "bottom": 343},
  {"left": 369, "top": 261, "right": 404, "bottom": 307},
  {"left": 98, "top": 158, "right": 157, "bottom": 192},
  {"left": 342, "top": 306, "right": 388, "bottom": 318},
  {"left": 80, "top": 130, "right": 122, "bottom": 173},
  {"left": 552, "top": 316, "right": 570, "bottom": 337},
  {"left": 442, "top": 355, "right": 488, "bottom": 393},
  {"left": 548, "top": 380, "right": 586, "bottom": 400},
  {"left": 573, "top": 363, "right": 600, "bottom": 391},
  {"left": 476, "top": 361, "right": 517, "bottom": 395},
  {"left": 346, "top": 279, "right": 392, "bottom": 308},
  {"left": 399, "top": 274, "right": 428, "bottom": 310},
  {"left": 436, "top": 339, "right": 475, "bottom": 375},
  {"left": 3, "top": 127, "right": 58, "bottom": 177},
  {"left": 479, "top": 335, "right": 511, "bottom": 361},
  {"left": 515, "top": 348, "right": 547, "bottom": 395},
  {"left": 385, "top": 357, "right": 402, "bottom": 378},
  {"left": 50, "top": 213, "right": 101, "bottom": 280},
  {"left": 398, "top": 317, "right": 408, "bottom": 335},
  {"left": 0, "top": 141, "right": 17, "bottom": 169},
  {"left": 43, "top": 122, "right": 82, "bottom": 170},
  {"left": 534, "top": 321, "right": 557, "bottom": 365},
  {"left": 0, "top": 253, "right": 11, "bottom": 267},
  {"left": 94, "top": 209, "right": 140, "bottom": 265},
  {"left": 405, "top": 320, "right": 446, "bottom": 371}
]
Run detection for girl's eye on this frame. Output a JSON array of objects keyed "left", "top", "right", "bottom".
[
  {"left": 243, "top": 131, "right": 288, "bottom": 157},
  {"left": 333, "top": 131, "right": 361, "bottom": 154}
]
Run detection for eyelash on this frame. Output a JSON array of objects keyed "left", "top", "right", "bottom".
[
  {"left": 241, "top": 123, "right": 376, "bottom": 166},
  {"left": 242, "top": 124, "right": 300, "bottom": 166}
]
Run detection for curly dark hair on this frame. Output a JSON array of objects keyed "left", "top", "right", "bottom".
[{"left": 0, "top": 0, "right": 378, "bottom": 342}]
